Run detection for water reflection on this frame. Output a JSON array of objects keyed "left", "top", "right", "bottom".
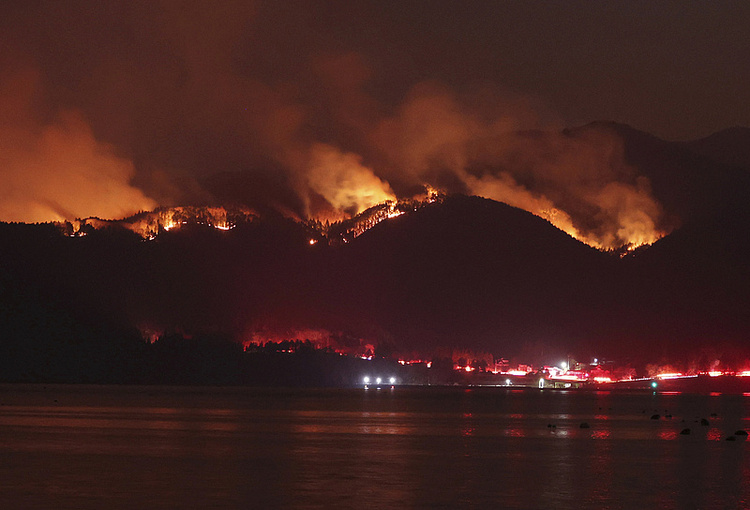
[
  {"left": 659, "top": 429, "right": 679, "bottom": 440},
  {"left": 0, "top": 385, "right": 748, "bottom": 509}
]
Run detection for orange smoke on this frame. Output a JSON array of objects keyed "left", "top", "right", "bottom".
[
  {"left": 304, "top": 143, "right": 396, "bottom": 218},
  {"left": 0, "top": 11, "right": 669, "bottom": 253},
  {"left": 0, "top": 68, "right": 156, "bottom": 223},
  {"left": 465, "top": 172, "right": 584, "bottom": 242},
  {"left": 363, "top": 84, "right": 668, "bottom": 250}
]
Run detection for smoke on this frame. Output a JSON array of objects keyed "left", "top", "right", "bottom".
[
  {"left": 365, "top": 85, "right": 667, "bottom": 249},
  {"left": 0, "top": 1, "right": 670, "bottom": 249},
  {"left": 0, "top": 66, "right": 156, "bottom": 223},
  {"left": 466, "top": 172, "right": 582, "bottom": 241},
  {"left": 304, "top": 143, "right": 395, "bottom": 219}
]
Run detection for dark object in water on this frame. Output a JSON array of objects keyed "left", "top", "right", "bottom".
[
  {"left": 651, "top": 414, "right": 660, "bottom": 420},
  {"left": 579, "top": 422, "right": 590, "bottom": 429},
  {"left": 734, "top": 430, "right": 748, "bottom": 436},
  {"left": 700, "top": 418, "right": 710, "bottom": 426},
  {"left": 680, "top": 428, "right": 691, "bottom": 435},
  {"left": 726, "top": 436, "right": 737, "bottom": 441}
]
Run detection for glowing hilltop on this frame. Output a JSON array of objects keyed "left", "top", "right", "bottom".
[{"left": 55, "top": 188, "right": 658, "bottom": 254}]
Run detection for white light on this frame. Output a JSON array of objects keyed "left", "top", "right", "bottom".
[
  {"left": 561, "top": 362, "right": 568, "bottom": 370},
  {"left": 539, "top": 378, "right": 545, "bottom": 389},
  {"left": 389, "top": 377, "right": 396, "bottom": 384},
  {"left": 363, "top": 376, "right": 370, "bottom": 384},
  {"left": 376, "top": 377, "right": 382, "bottom": 384},
  {"left": 506, "top": 379, "right": 511, "bottom": 385}
]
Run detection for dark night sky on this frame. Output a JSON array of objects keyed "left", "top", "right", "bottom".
[{"left": 1, "top": 1, "right": 748, "bottom": 238}]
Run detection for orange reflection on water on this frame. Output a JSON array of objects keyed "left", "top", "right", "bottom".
[
  {"left": 706, "top": 428, "right": 723, "bottom": 441},
  {"left": 462, "top": 412, "right": 475, "bottom": 437},
  {"left": 592, "top": 429, "right": 611, "bottom": 439},
  {"left": 659, "top": 430, "right": 678, "bottom": 440}
]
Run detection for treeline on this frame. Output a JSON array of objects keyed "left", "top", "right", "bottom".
[{"left": 0, "top": 322, "right": 406, "bottom": 386}]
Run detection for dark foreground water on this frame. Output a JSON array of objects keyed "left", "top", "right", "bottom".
[{"left": 0, "top": 385, "right": 748, "bottom": 509}]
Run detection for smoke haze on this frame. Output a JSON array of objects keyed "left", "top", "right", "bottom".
[
  {"left": 0, "top": 1, "right": 704, "bottom": 248},
  {"left": 0, "top": 65, "right": 156, "bottom": 222}
]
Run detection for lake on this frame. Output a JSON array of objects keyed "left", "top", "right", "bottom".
[{"left": 0, "top": 385, "right": 748, "bottom": 509}]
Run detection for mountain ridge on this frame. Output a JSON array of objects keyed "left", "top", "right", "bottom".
[{"left": 2, "top": 122, "right": 749, "bottom": 371}]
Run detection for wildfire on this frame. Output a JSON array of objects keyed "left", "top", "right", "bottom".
[
  {"left": 58, "top": 206, "right": 257, "bottom": 239},
  {"left": 656, "top": 372, "right": 684, "bottom": 380},
  {"left": 315, "top": 192, "right": 443, "bottom": 244},
  {"left": 53, "top": 184, "right": 661, "bottom": 254}
]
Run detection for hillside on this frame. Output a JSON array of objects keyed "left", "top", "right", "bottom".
[{"left": 2, "top": 122, "right": 750, "bottom": 377}]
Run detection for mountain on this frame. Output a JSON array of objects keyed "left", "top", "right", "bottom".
[
  {"left": 332, "top": 195, "right": 614, "bottom": 355},
  {"left": 2, "top": 122, "right": 750, "bottom": 380},
  {"left": 568, "top": 122, "right": 749, "bottom": 225},
  {"left": 684, "top": 127, "right": 750, "bottom": 170}
]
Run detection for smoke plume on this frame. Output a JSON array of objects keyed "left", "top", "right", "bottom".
[
  {"left": 0, "top": 66, "right": 156, "bottom": 223},
  {"left": 0, "top": 1, "right": 670, "bottom": 249}
]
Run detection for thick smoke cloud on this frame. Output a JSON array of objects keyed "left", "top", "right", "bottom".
[
  {"left": 0, "top": 1, "right": 669, "bottom": 248},
  {"left": 305, "top": 144, "right": 395, "bottom": 219},
  {"left": 365, "top": 85, "right": 667, "bottom": 248},
  {"left": 0, "top": 64, "right": 156, "bottom": 222}
]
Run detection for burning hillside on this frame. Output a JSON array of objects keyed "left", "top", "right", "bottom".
[
  {"left": 54, "top": 189, "right": 446, "bottom": 247},
  {"left": 54, "top": 188, "right": 656, "bottom": 256},
  {"left": 312, "top": 187, "right": 443, "bottom": 244},
  {"left": 57, "top": 206, "right": 259, "bottom": 239}
]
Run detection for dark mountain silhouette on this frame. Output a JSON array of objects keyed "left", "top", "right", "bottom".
[
  {"left": 570, "top": 122, "right": 749, "bottom": 226},
  {"left": 2, "top": 123, "right": 750, "bottom": 382},
  {"left": 333, "top": 196, "right": 615, "bottom": 355},
  {"left": 684, "top": 127, "right": 750, "bottom": 170}
]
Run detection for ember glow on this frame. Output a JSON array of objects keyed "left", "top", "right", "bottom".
[{"left": 59, "top": 206, "right": 257, "bottom": 239}]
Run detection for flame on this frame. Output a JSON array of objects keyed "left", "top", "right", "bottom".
[
  {"left": 466, "top": 172, "right": 664, "bottom": 250},
  {"left": 656, "top": 372, "right": 684, "bottom": 379},
  {"left": 466, "top": 173, "right": 593, "bottom": 244},
  {"left": 61, "top": 206, "right": 256, "bottom": 239}
]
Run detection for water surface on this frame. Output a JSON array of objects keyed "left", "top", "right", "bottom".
[{"left": 0, "top": 385, "right": 748, "bottom": 509}]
